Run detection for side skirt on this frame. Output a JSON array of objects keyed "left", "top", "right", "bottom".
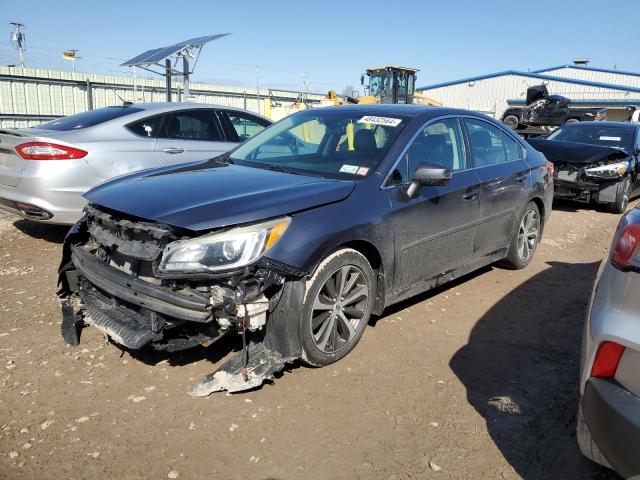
[{"left": 386, "top": 249, "right": 507, "bottom": 308}]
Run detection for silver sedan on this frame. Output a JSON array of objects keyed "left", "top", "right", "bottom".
[
  {"left": 0, "top": 103, "right": 271, "bottom": 224},
  {"left": 578, "top": 204, "right": 640, "bottom": 478}
]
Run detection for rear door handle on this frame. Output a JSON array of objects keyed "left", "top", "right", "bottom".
[
  {"left": 162, "top": 147, "right": 185, "bottom": 154},
  {"left": 462, "top": 189, "right": 479, "bottom": 200}
]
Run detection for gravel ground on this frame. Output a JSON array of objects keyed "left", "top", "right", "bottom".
[{"left": 0, "top": 200, "right": 634, "bottom": 480}]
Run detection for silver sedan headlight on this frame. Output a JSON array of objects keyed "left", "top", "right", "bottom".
[
  {"left": 584, "top": 162, "right": 629, "bottom": 179},
  {"left": 158, "top": 217, "right": 291, "bottom": 275}
]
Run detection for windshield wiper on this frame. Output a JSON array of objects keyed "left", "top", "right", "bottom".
[
  {"left": 263, "top": 163, "right": 300, "bottom": 175},
  {"left": 215, "top": 153, "right": 234, "bottom": 165}
]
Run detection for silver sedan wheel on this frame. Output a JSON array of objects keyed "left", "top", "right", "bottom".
[
  {"left": 517, "top": 209, "right": 539, "bottom": 262},
  {"left": 311, "top": 265, "right": 369, "bottom": 353}
]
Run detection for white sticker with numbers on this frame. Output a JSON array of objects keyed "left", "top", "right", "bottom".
[{"left": 357, "top": 116, "right": 402, "bottom": 127}]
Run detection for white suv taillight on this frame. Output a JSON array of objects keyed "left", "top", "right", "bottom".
[{"left": 15, "top": 142, "right": 87, "bottom": 160}]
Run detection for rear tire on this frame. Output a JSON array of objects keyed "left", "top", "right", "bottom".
[
  {"left": 577, "top": 404, "right": 612, "bottom": 469},
  {"left": 500, "top": 202, "right": 540, "bottom": 270},
  {"left": 564, "top": 118, "right": 580, "bottom": 125},
  {"left": 611, "top": 175, "right": 632, "bottom": 214},
  {"left": 503, "top": 115, "right": 520, "bottom": 130},
  {"left": 300, "top": 249, "right": 375, "bottom": 367}
]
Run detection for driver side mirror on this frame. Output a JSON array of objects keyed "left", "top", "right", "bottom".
[
  {"left": 360, "top": 75, "right": 365, "bottom": 86},
  {"left": 406, "top": 163, "right": 452, "bottom": 198}
]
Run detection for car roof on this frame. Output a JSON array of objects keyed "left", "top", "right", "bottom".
[
  {"left": 561, "top": 121, "right": 637, "bottom": 129},
  {"left": 133, "top": 102, "right": 242, "bottom": 112},
  {"left": 309, "top": 104, "right": 479, "bottom": 120},
  {"left": 98, "top": 102, "right": 271, "bottom": 124}
]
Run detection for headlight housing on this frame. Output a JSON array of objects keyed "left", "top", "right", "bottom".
[
  {"left": 158, "top": 217, "right": 290, "bottom": 275},
  {"left": 584, "top": 161, "right": 629, "bottom": 179}
]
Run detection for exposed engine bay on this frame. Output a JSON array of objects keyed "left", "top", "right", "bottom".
[{"left": 57, "top": 204, "right": 307, "bottom": 396}]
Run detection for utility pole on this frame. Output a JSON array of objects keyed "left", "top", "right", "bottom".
[
  {"left": 255, "top": 65, "right": 261, "bottom": 115},
  {"left": 9, "top": 22, "right": 26, "bottom": 68},
  {"left": 182, "top": 53, "right": 190, "bottom": 99}
]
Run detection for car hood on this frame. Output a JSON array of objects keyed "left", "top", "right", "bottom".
[
  {"left": 84, "top": 160, "right": 356, "bottom": 231},
  {"left": 528, "top": 138, "right": 630, "bottom": 165}
]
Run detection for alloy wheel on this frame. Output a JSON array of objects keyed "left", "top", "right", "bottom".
[
  {"left": 310, "top": 265, "right": 369, "bottom": 353},
  {"left": 517, "top": 209, "right": 539, "bottom": 262}
]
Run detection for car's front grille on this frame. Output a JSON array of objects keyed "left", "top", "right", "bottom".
[
  {"left": 75, "top": 205, "right": 214, "bottom": 338},
  {"left": 84, "top": 204, "right": 181, "bottom": 282}
]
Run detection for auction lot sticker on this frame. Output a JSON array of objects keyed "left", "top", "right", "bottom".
[{"left": 358, "top": 116, "right": 402, "bottom": 127}]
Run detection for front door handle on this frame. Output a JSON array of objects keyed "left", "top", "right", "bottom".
[
  {"left": 162, "top": 147, "right": 185, "bottom": 154},
  {"left": 462, "top": 189, "right": 479, "bottom": 200},
  {"left": 515, "top": 173, "right": 527, "bottom": 183}
]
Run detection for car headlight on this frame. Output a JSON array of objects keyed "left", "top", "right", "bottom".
[
  {"left": 584, "top": 162, "right": 629, "bottom": 179},
  {"left": 158, "top": 217, "right": 291, "bottom": 275}
]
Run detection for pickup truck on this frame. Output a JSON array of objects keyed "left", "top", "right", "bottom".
[{"left": 501, "top": 85, "right": 606, "bottom": 130}]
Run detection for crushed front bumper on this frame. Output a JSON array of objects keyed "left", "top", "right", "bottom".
[
  {"left": 57, "top": 207, "right": 308, "bottom": 394},
  {"left": 554, "top": 168, "right": 622, "bottom": 205},
  {"left": 60, "top": 242, "right": 219, "bottom": 350},
  {"left": 582, "top": 377, "right": 640, "bottom": 478}
]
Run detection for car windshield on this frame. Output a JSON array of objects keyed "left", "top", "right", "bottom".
[
  {"left": 37, "top": 106, "right": 144, "bottom": 131},
  {"left": 547, "top": 125, "right": 635, "bottom": 152},
  {"left": 229, "top": 109, "right": 408, "bottom": 179}
]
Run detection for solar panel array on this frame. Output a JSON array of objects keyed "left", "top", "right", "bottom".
[{"left": 121, "top": 33, "right": 230, "bottom": 67}]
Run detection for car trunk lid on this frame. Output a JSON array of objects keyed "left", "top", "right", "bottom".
[{"left": 0, "top": 129, "right": 32, "bottom": 187}]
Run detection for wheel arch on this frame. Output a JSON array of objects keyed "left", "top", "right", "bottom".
[
  {"left": 529, "top": 196, "right": 547, "bottom": 235},
  {"left": 310, "top": 239, "right": 387, "bottom": 315}
]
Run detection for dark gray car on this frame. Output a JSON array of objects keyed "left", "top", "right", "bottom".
[{"left": 58, "top": 105, "right": 554, "bottom": 396}]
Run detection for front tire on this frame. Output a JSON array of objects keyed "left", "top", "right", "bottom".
[
  {"left": 300, "top": 249, "right": 375, "bottom": 367},
  {"left": 500, "top": 202, "right": 541, "bottom": 269},
  {"left": 611, "top": 175, "right": 632, "bottom": 214}
]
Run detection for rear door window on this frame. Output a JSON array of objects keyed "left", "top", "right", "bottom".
[
  {"left": 221, "top": 111, "right": 270, "bottom": 142},
  {"left": 126, "top": 115, "right": 163, "bottom": 138},
  {"left": 159, "top": 110, "right": 222, "bottom": 141},
  {"left": 37, "top": 106, "right": 144, "bottom": 131},
  {"left": 464, "top": 118, "right": 524, "bottom": 167}
]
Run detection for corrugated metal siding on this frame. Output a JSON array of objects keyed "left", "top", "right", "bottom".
[
  {"left": 0, "top": 66, "right": 324, "bottom": 128},
  {"left": 541, "top": 67, "right": 640, "bottom": 89},
  {"left": 421, "top": 73, "right": 640, "bottom": 118}
]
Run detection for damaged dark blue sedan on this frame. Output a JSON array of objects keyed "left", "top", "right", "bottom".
[{"left": 58, "top": 105, "right": 553, "bottom": 395}]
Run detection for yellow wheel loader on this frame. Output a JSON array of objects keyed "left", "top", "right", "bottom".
[{"left": 324, "top": 66, "right": 440, "bottom": 106}]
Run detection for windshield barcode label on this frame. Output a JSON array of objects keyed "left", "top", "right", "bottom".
[{"left": 358, "top": 116, "right": 402, "bottom": 127}]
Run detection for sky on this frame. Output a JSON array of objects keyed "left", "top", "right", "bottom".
[{"left": 1, "top": 0, "right": 639, "bottom": 95}]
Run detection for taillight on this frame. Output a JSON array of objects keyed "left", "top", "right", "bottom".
[
  {"left": 591, "top": 341, "right": 625, "bottom": 378},
  {"left": 611, "top": 223, "right": 640, "bottom": 271},
  {"left": 15, "top": 142, "right": 87, "bottom": 160},
  {"left": 545, "top": 161, "right": 554, "bottom": 177}
]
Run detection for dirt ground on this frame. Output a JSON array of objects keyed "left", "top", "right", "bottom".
[{"left": 1, "top": 200, "right": 635, "bottom": 480}]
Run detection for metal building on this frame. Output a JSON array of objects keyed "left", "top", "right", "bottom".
[
  {"left": 0, "top": 66, "right": 325, "bottom": 129},
  {"left": 417, "top": 64, "right": 640, "bottom": 121}
]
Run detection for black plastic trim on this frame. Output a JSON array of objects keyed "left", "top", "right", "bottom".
[{"left": 582, "top": 377, "right": 640, "bottom": 478}]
